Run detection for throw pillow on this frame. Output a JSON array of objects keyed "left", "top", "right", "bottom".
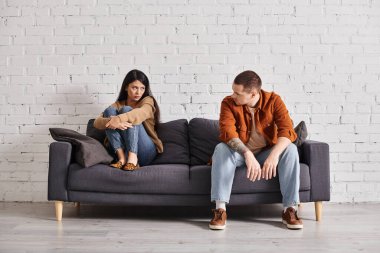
[
  {"left": 293, "top": 121, "right": 308, "bottom": 147},
  {"left": 49, "top": 128, "right": 113, "bottom": 168}
]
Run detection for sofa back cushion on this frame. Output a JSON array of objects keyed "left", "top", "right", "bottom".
[
  {"left": 86, "top": 118, "right": 190, "bottom": 165},
  {"left": 86, "top": 119, "right": 106, "bottom": 144},
  {"left": 187, "top": 118, "right": 307, "bottom": 166},
  {"left": 189, "top": 118, "right": 220, "bottom": 165},
  {"left": 151, "top": 119, "right": 190, "bottom": 165}
]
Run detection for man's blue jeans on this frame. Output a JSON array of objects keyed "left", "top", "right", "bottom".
[
  {"left": 103, "top": 106, "right": 157, "bottom": 166},
  {"left": 211, "top": 142, "right": 300, "bottom": 208}
]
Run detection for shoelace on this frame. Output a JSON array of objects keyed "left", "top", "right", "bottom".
[
  {"left": 288, "top": 209, "right": 299, "bottom": 220},
  {"left": 212, "top": 209, "right": 224, "bottom": 221}
]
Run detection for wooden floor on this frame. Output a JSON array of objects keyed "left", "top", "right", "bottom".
[{"left": 0, "top": 202, "right": 379, "bottom": 252}]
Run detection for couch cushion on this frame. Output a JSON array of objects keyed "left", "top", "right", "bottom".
[
  {"left": 189, "top": 118, "right": 306, "bottom": 165},
  {"left": 68, "top": 163, "right": 192, "bottom": 194},
  {"left": 86, "top": 119, "right": 106, "bottom": 144},
  {"left": 188, "top": 118, "right": 220, "bottom": 165},
  {"left": 151, "top": 119, "right": 190, "bottom": 165},
  {"left": 189, "top": 163, "right": 311, "bottom": 194},
  {"left": 86, "top": 118, "right": 190, "bottom": 165}
]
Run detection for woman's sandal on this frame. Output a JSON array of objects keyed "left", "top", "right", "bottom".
[
  {"left": 110, "top": 161, "right": 124, "bottom": 169},
  {"left": 122, "top": 163, "right": 140, "bottom": 171}
]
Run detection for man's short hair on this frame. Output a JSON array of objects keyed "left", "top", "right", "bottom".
[{"left": 233, "top": 70, "right": 262, "bottom": 92}]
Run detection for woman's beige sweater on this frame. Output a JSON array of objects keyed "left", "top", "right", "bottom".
[{"left": 93, "top": 96, "right": 163, "bottom": 153}]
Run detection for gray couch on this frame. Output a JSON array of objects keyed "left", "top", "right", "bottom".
[{"left": 48, "top": 118, "right": 330, "bottom": 221}]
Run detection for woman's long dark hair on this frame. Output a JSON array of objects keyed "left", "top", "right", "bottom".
[{"left": 117, "top": 69, "right": 160, "bottom": 130}]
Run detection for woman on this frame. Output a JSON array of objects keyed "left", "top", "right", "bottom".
[{"left": 94, "top": 69, "right": 163, "bottom": 171}]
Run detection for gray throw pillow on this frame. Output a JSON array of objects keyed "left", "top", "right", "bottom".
[
  {"left": 293, "top": 121, "right": 308, "bottom": 147},
  {"left": 49, "top": 128, "right": 113, "bottom": 168}
]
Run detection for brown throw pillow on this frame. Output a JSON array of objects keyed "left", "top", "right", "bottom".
[{"left": 49, "top": 128, "right": 113, "bottom": 168}]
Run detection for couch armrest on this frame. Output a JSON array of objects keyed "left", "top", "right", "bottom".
[
  {"left": 300, "top": 140, "right": 330, "bottom": 202},
  {"left": 48, "top": 141, "right": 72, "bottom": 202}
]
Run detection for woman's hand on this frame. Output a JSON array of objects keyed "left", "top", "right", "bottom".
[{"left": 106, "top": 116, "right": 133, "bottom": 130}]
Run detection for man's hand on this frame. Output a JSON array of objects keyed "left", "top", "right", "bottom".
[
  {"left": 105, "top": 116, "right": 133, "bottom": 130},
  {"left": 262, "top": 153, "right": 279, "bottom": 180},
  {"left": 261, "top": 137, "right": 291, "bottom": 180},
  {"left": 244, "top": 150, "right": 261, "bottom": 182}
]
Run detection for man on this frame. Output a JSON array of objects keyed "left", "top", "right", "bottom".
[{"left": 209, "top": 70, "right": 303, "bottom": 230}]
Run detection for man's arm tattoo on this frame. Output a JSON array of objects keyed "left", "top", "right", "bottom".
[{"left": 227, "top": 138, "right": 249, "bottom": 155}]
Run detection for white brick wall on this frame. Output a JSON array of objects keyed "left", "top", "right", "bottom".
[{"left": 0, "top": 0, "right": 379, "bottom": 202}]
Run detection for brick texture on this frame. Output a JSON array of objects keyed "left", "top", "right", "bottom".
[{"left": 0, "top": 0, "right": 379, "bottom": 202}]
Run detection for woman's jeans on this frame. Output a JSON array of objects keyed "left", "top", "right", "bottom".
[
  {"left": 103, "top": 106, "right": 157, "bottom": 167},
  {"left": 211, "top": 142, "right": 300, "bottom": 208}
]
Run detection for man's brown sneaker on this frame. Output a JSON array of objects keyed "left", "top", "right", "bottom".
[
  {"left": 209, "top": 208, "right": 227, "bottom": 230},
  {"left": 282, "top": 207, "right": 303, "bottom": 230}
]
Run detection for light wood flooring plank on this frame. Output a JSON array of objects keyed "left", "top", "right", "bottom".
[{"left": 0, "top": 202, "right": 379, "bottom": 253}]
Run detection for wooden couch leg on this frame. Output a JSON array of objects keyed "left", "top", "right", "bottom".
[
  {"left": 55, "top": 201, "right": 63, "bottom": 221},
  {"left": 74, "top": 202, "right": 80, "bottom": 215},
  {"left": 315, "top": 201, "right": 322, "bottom": 221}
]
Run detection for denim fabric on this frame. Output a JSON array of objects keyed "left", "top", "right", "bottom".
[
  {"left": 211, "top": 142, "right": 300, "bottom": 208},
  {"left": 103, "top": 106, "right": 157, "bottom": 166}
]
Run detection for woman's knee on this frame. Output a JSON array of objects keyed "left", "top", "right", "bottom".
[
  {"left": 103, "top": 106, "right": 118, "bottom": 117},
  {"left": 119, "top": 106, "right": 133, "bottom": 113}
]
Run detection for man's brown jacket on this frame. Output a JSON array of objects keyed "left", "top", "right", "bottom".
[{"left": 219, "top": 89, "right": 297, "bottom": 147}]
